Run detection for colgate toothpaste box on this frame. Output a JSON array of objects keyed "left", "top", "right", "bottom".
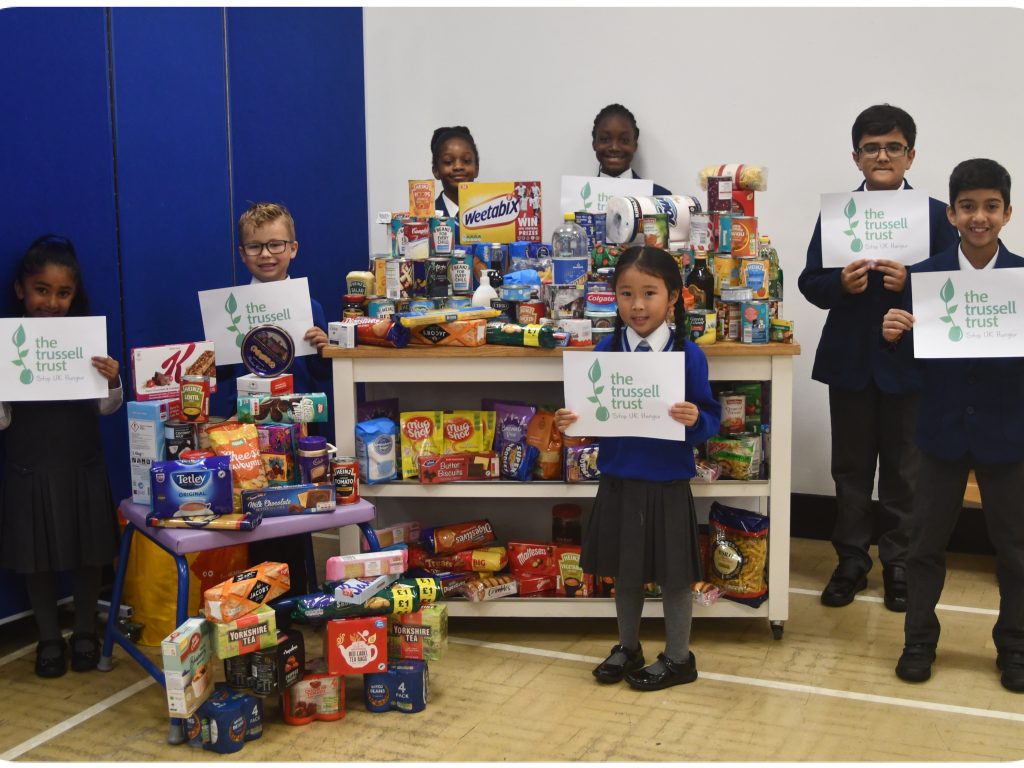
[{"left": 458, "top": 181, "right": 542, "bottom": 244}]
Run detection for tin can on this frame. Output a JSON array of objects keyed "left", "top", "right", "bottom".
[
  {"left": 731, "top": 216, "right": 758, "bottom": 257},
  {"left": 409, "top": 258, "right": 428, "bottom": 296},
  {"left": 585, "top": 310, "right": 617, "bottom": 329},
  {"left": 386, "top": 258, "right": 413, "bottom": 299},
  {"left": 196, "top": 417, "right": 225, "bottom": 450},
  {"left": 449, "top": 250, "right": 473, "bottom": 294},
  {"left": 403, "top": 218, "right": 430, "bottom": 261},
  {"left": 517, "top": 300, "right": 547, "bottom": 324},
  {"left": 641, "top": 212, "right": 669, "bottom": 248},
  {"left": 178, "top": 448, "right": 215, "bottom": 460},
  {"left": 429, "top": 216, "right": 454, "bottom": 256},
  {"left": 165, "top": 421, "right": 198, "bottom": 459},
  {"left": 499, "top": 283, "right": 533, "bottom": 302},
  {"left": 740, "top": 257, "right": 770, "bottom": 299},
  {"left": 713, "top": 255, "right": 739, "bottom": 295},
  {"left": 364, "top": 660, "right": 428, "bottom": 714},
  {"left": 373, "top": 255, "right": 390, "bottom": 296},
  {"left": 741, "top": 300, "right": 770, "bottom": 344},
  {"left": 342, "top": 294, "right": 366, "bottom": 319},
  {"left": 179, "top": 375, "right": 210, "bottom": 423},
  {"left": 331, "top": 457, "right": 359, "bottom": 505},
  {"left": 250, "top": 646, "right": 279, "bottom": 695},
  {"left": 224, "top": 653, "right": 252, "bottom": 690},
  {"left": 711, "top": 212, "right": 732, "bottom": 253},
  {"left": 685, "top": 310, "right": 717, "bottom": 345},
  {"left": 715, "top": 298, "right": 741, "bottom": 342},
  {"left": 558, "top": 318, "right": 593, "bottom": 346},
  {"left": 390, "top": 218, "right": 407, "bottom": 258},
  {"left": 719, "top": 391, "right": 746, "bottom": 434},
  {"left": 406, "top": 297, "right": 439, "bottom": 313},
  {"left": 426, "top": 256, "right": 450, "bottom": 298},
  {"left": 591, "top": 326, "right": 614, "bottom": 345},
  {"left": 367, "top": 296, "right": 396, "bottom": 319},
  {"left": 707, "top": 176, "right": 733, "bottom": 213},
  {"left": 690, "top": 212, "right": 712, "bottom": 252},
  {"left": 490, "top": 298, "right": 517, "bottom": 323},
  {"left": 446, "top": 295, "right": 473, "bottom": 310}
]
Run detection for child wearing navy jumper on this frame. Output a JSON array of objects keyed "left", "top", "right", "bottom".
[
  {"left": 0, "top": 235, "right": 123, "bottom": 678},
  {"left": 882, "top": 159, "right": 1024, "bottom": 692},
  {"left": 555, "top": 246, "right": 720, "bottom": 691}
]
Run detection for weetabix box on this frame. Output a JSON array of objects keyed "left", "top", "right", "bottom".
[
  {"left": 458, "top": 181, "right": 542, "bottom": 244},
  {"left": 161, "top": 617, "right": 213, "bottom": 717},
  {"left": 388, "top": 603, "right": 448, "bottom": 661},
  {"left": 211, "top": 603, "right": 278, "bottom": 659}
]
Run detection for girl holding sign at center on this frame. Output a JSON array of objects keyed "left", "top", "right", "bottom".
[
  {"left": 0, "top": 235, "right": 122, "bottom": 679},
  {"left": 554, "top": 246, "right": 720, "bottom": 691}
]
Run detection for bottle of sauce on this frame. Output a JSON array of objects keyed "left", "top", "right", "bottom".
[{"left": 685, "top": 251, "right": 715, "bottom": 311}]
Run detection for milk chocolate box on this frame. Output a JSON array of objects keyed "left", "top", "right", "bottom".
[{"left": 241, "top": 483, "right": 335, "bottom": 518}]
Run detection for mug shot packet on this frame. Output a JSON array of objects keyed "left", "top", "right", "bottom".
[
  {"left": 206, "top": 421, "right": 269, "bottom": 512},
  {"left": 203, "top": 561, "right": 291, "bottom": 623},
  {"left": 149, "top": 454, "right": 233, "bottom": 519},
  {"left": 399, "top": 411, "right": 444, "bottom": 479},
  {"left": 442, "top": 410, "right": 487, "bottom": 454},
  {"left": 706, "top": 501, "right": 769, "bottom": 606},
  {"left": 418, "top": 519, "right": 496, "bottom": 556}
]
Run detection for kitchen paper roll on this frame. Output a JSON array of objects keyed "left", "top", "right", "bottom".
[{"left": 604, "top": 195, "right": 703, "bottom": 246}]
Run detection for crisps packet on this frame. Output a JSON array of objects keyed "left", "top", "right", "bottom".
[
  {"left": 206, "top": 421, "right": 269, "bottom": 513},
  {"left": 399, "top": 411, "right": 443, "bottom": 479}
]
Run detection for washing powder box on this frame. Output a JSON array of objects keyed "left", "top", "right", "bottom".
[
  {"left": 131, "top": 341, "right": 216, "bottom": 401},
  {"left": 458, "top": 181, "right": 542, "bottom": 244},
  {"left": 237, "top": 372, "right": 293, "bottom": 396},
  {"left": 161, "top": 617, "right": 213, "bottom": 717},
  {"left": 241, "top": 483, "right": 335, "bottom": 518},
  {"left": 211, "top": 603, "right": 278, "bottom": 659}
]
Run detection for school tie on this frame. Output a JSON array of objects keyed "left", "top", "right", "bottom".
[{"left": 636, "top": 340, "right": 650, "bottom": 351}]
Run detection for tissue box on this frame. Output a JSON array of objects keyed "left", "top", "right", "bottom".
[{"left": 161, "top": 618, "right": 213, "bottom": 717}]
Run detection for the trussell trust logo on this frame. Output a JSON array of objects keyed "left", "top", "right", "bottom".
[
  {"left": 11, "top": 324, "right": 32, "bottom": 384},
  {"left": 938, "top": 277, "right": 963, "bottom": 342},
  {"left": 842, "top": 198, "right": 864, "bottom": 253},
  {"left": 224, "top": 293, "right": 246, "bottom": 348},
  {"left": 586, "top": 359, "right": 610, "bottom": 421},
  {"left": 937, "top": 276, "right": 1019, "bottom": 342},
  {"left": 579, "top": 182, "right": 594, "bottom": 211}
]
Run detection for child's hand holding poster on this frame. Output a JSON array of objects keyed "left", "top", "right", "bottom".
[
  {"left": 0, "top": 317, "right": 108, "bottom": 401},
  {"left": 562, "top": 351, "right": 686, "bottom": 440},
  {"left": 198, "top": 278, "right": 316, "bottom": 366}
]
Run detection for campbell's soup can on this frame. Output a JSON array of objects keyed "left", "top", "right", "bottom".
[
  {"left": 719, "top": 391, "right": 746, "bottom": 434},
  {"left": 730, "top": 216, "right": 758, "bottom": 257},
  {"left": 741, "top": 300, "right": 769, "bottom": 344},
  {"left": 332, "top": 457, "right": 359, "bottom": 505}
]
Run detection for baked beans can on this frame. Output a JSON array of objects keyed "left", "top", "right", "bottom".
[
  {"left": 741, "top": 300, "right": 769, "bottom": 344},
  {"left": 730, "top": 216, "right": 758, "bottom": 257},
  {"left": 367, "top": 296, "right": 396, "bottom": 319},
  {"left": 517, "top": 300, "right": 547, "bottom": 324},
  {"left": 224, "top": 653, "right": 252, "bottom": 690},
  {"left": 707, "top": 176, "right": 734, "bottom": 213},
  {"left": 718, "top": 391, "right": 746, "bottom": 434},
  {"left": 641, "top": 212, "right": 669, "bottom": 248},
  {"left": 165, "top": 421, "right": 198, "bottom": 459},
  {"left": 332, "top": 457, "right": 359, "bottom": 505},
  {"left": 685, "top": 310, "right": 717, "bottom": 345},
  {"left": 390, "top": 219, "right": 407, "bottom": 258},
  {"left": 740, "top": 257, "right": 770, "bottom": 299},
  {"left": 449, "top": 250, "right": 473, "bottom": 294},
  {"left": 429, "top": 216, "right": 454, "bottom": 256},
  {"left": 179, "top": 375, "right": 210, "bottom": 423},
  {"left": 426, "top": 256, "right": 450, "bottom": 298}
]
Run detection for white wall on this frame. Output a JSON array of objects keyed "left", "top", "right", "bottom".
[{"left": 363, "top": 7, "right": 1024, "bottom": 496}]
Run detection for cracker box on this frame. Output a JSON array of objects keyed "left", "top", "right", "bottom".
[
  {"left": 408, "top": 319, "right": 487, "bottom": 347},
  {"left": 211, "top": 603, "right": 278, "bottom": 659},
  {"left": 238, "top": 372, "right": 294, "bottom": 396},
  {"left": 418, "top": 452, "right": 499, "bottom": 483},
  {"left": 325, "top": 549, "right": 407, "bottom": 581},
  {"left": 131, "top": 340, "right": 217, "bottom": 401},
  {"left": 236, "top": 393, "right": 329, "bottom": 424},
  {"left": 241, "top": 483, "right": 335, "bottom": 518},
  {"left": 458, "top": 180, "right": 542, "bottom": 244},
  {"left": 327, "top": 616, "right": 388, "bottom": 675},
  {"left": 204, "top": 562, "right": 290, "bottom": 623},
  {"left": 161, "top": 617, "right": 213, "bottom": 717},
  {"left": 388, "top": 603, "right": 448, "bottom": 661},
  {"left": 128, "top": 398, "right": 174, "bottom": 505}
]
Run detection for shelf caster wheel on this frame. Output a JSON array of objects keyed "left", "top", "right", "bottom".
[
  {"left": 770, "top": 621, "right": 784, "bottom": 640},
  {"left": 167, "top": 720, "right": 185, "bottom": 745},
  {"left": 97, "top": 655, "right": 113, "bottom": 672}
]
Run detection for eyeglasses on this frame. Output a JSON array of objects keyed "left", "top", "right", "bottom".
[
  {"left": 857, "top": 142, "right": 910, "bottom": 159},
  {"left": 241, "top": 240, "right": 294, "bottom": 257}
]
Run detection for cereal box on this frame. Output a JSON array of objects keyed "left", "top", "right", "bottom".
[
  {"left": 161, "top": 617, "right": 213, "bottom": 717},
  {"left": 388, "top": 603, "right": 448, "bottom": 661},
  {"left": 458, "top": 181, "right": 542, "bottom": 244},
  {"left": 131, "top": 340, "right": 217, "bottom": 401},
  {"left": 327, "top": 616, "right": 388, "bottom": 675},
  {"left": 211, "top": 603, "right": 278, "bottom": 659}
]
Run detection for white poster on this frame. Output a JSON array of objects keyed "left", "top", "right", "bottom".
[
  {"left": 562, "top": 351, "right": 685, "bottom": 440},
  {"left": 910, "top": 269, "right": 1024, "bottom": 358},
  {"left": 820, "top": 189, "right": 930, "bottom": 267},
  {"left": 0, "top": 317, "right": 108, "bottom": 401},
  {"left": 560, "top": 175, "right": 653, "bottom": 216},
  {"left": 198, "top": 278, "right": 316, "bottom": 366}
]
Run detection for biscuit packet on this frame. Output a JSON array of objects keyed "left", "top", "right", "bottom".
[
  {"left": 206, "top": 421, "right": 269, "bottom": 513},
  {"left": 442, "top": 411, "right": 486, "bottom": 454},
  {"left": 399, "top": 411, "right": 443, "bottom": 479},
  {"left": 526, "top": 408, "right": 562, "bottom": 480},
  {"left": 203, "top": 561, "right": 290, "bottom": 623}
]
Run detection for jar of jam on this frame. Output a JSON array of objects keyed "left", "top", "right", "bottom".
[
  {"left": 342, "top": 294, "right": 366, "bottom": 319},
  {"left": 552, "top": 503, "right": 582, "bottom": 545}
]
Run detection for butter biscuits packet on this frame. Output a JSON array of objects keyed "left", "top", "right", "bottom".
[
  {"left": 399, "top": 411, "right": 443, "bottom": 479},
  {"left": 206, "top": 421, "right": 269, "bottom": 513}
]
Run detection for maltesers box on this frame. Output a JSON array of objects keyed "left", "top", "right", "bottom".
[
  {"left": 507, "top": 541, "right": 559, "bottom": 577},
  {"left": 388, "top": 603, "right": 448, "bottom": 661},
  {"left": 131, "top": 340, "right": 217, "bottom": 401},
  {"left": 458, "top": 180, "right": 542, "bottom": 244},
  {"left": 327, "top": 616, "right": 388, "bottom": 675},
  {"left": 211, "top": 603, "right": 278, "bottom": 659},
  {"left": 161, "top": 617, "right": 213, "bottom": 717},
  {"left": 237, "top": 373, "right": 294, "bottom": 396}
]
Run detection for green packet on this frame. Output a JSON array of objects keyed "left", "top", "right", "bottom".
[
  {"left": 292, "top": 578, "right": 442, "bottom": 623},
  {"left": 235, "top": 393, "right": 329, "bottom": 423}
]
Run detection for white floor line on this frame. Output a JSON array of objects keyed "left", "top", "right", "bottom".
[
  {"left": 788, "top": 587, "right": 1000, "bottom": 616},
  {"left": 449, "top": 636, "right": 1024, "bottom": 724},
  {"left": 0, "top": 676, "right": 155, "bottom": 761},
  {"left": 0, "top": 630, "right": 72, "bottom": 669}
]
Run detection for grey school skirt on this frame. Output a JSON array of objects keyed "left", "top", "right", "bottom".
[{"left": 580, "top": 474, "right": 702, "bottom": 589}]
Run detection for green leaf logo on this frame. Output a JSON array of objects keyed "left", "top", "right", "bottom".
[
  {"left": 581, "top": 182, "right": 593, "bottom": 211},
  {"left": 938, "top": 277, "right": 963, "bottom": 342},
  {"left": 10, "top": 323, "right": 32, "bottom": 384},
  {"left": 842, "top": 197, "right": 863, "bottom": 253},
  {"left": 587, "top": 359, "right": 609, "bottom": 421},
  {"left": 224, "top": 292, "right": 246, "bottom": 347}
]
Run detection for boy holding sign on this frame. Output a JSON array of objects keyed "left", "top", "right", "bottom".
[
  {"left": 882, "top": 159, "right": 1024, "bottom": 691},
  {"left": 799, "top": 104, "right": 958, "bottom": 612}
]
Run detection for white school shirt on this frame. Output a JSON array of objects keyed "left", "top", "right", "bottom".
[
  {"left": 442, "top": 192, "right": 459, "bottom": 217},
  {"left": 957, "top": 245, "right": 998, "bottom": 271},
  {"left": 624, "top": 322, "right": 671, "bottom": 352}
]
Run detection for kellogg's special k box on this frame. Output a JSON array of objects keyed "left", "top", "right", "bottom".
[{"left": 458, "top": 181, "right": 542, "bottom": 244}]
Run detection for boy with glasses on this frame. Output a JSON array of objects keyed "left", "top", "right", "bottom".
[{"left": 798, "top": 104, "right": 958, "bottom": 612}]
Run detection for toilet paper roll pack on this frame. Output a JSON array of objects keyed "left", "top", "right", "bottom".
[{"left": 605, "top": 195, "right": 703, "bottom": 246}]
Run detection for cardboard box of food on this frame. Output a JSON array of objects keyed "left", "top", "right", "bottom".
[
  {"left": 326, "top": 616, "right": 388, "bottom": 675},
  {"left": 161, "top": 617, "right": 213, "bottom": 717},
  {"left": 417, "top": 452, "right": 498, "bottom": 482},
  {"left": 241, "top": 483, "right": 335, "bottom": 518},
  {"left": 211, "top": 603, "right": 278, "bottom": 659},
  {"left": 458, "top": 180, "right": 542, "bottom": 244},
  {"left": 127, "top": 398, "right": 174, "bottom": 505},
  {"left": 236, "top": 393, "right": 329, "bottom": 424},
  {"left": 131, "top": 341, "right": 217, "bottom": 401},
  {"left": 325, "top": 550, "right": 407, "bottom": 581},
  {"left": 237, "top": 373, "right": 293, "bottom": 396},
  {"left": 388, "top": 603, "right": 448, "bottom": 661},
  {"left": 203, "top": 562, "right": 290, "bottom": 623}
]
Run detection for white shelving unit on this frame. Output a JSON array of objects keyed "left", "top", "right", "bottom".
[{"left": 325, "top": 341, "right": 800, "bottom": 636}]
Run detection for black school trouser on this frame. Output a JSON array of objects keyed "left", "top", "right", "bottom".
[
  {"left": 828, "top": 383, "right": 919, "bottom": 574},
  {"left": 905, "top": 452, "right": 1024, "bottom": 654}
]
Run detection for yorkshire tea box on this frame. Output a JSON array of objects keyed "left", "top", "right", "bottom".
[
  {"left": 388, "top": 603, "right": 448, "bottom": 661},
  {"left": 161, "top": 617, "right": 213, "bottom": 717},
  {"left": 211, "top": 603, "right": 278, "bottom": 659},
  {"left": 458, "top": 181, "right": 542, "bottom": 244}
]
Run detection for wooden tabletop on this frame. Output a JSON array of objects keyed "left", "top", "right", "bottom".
[{"left": 323, "top": 340, "right": 801, "bottom": 359}]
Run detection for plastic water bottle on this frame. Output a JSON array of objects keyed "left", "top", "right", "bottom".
[
  {"left": 551, "top": 212, "right": 588, "bottom": 259},
  {"left": 471, "top": 269, "right": 498, "bottom": 307}
]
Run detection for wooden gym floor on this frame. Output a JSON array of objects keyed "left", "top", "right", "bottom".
[{"left": 0, "top": 536, "right": 1021, "bottom": 763}]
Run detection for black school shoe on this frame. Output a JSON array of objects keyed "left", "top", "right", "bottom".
[
  {"left": 820, "top": 564, "right": 868, "bottom": 607},
  {"left": 895, "top": 643, "right": 936, "bottom": 682},
  {"left": 997, "top": 652, "right": 1024, "bottom": 692},
  {"left": 70, "top": 632, "right": 100, "bottom": 672},
  {"left": 35, "top": 638, "right": 68, "bottom": 678},
  {"left": 593, "top": 643, "right": 645, "bottom": 684},
  {"left": 882, "top": 565, "right": 908, "bottom": 613},
  {"left": 625, "top": 651, "right": 698, "bottom": 691}
]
